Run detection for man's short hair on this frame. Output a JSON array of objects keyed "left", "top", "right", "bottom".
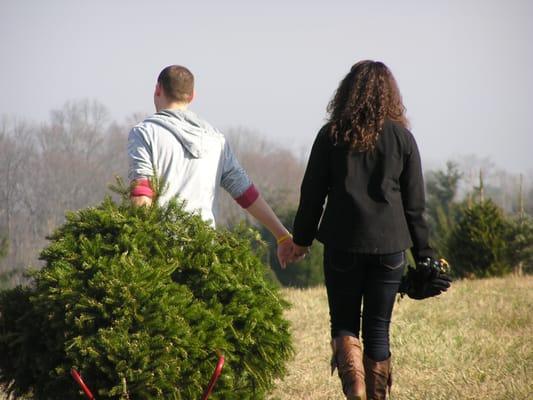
[{"left": 157, "top": 65, "right": 194, "bottom": 103}]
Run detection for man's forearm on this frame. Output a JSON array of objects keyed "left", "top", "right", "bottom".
[
  {"left": 245, "top": 195, "right": 289, "bottom": 239},
  {"left": 131, "top": 195, "right": 153, "bottom": 207},
  {"left": 130, "top": 178, "right": 154, "bottom": 207}
]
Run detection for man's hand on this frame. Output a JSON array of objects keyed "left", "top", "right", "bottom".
[
  {"left": 277, "top": 238, "right": 295, "bottom": 269},
  {"left": 277, "top": 241, "right": 310, "bottom": 268}
]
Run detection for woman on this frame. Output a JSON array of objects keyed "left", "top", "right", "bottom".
[{"left": 292, "top": 60, "right": 435, "bottom": 400}]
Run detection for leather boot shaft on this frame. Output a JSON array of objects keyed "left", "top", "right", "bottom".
[
  {"left": 363, "top": 354, "right": 392, "bottom": 400},
  {"left": 331, "top": 336, "right": 366, "bottom": 400}
]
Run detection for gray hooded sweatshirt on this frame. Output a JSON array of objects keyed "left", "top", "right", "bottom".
[{"left": 128, "top": 109, "right": 253, "bottom": 226}]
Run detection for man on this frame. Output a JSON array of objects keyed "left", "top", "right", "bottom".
[{"left": 128, "top": 65, "right": 294, "bottom": 266}]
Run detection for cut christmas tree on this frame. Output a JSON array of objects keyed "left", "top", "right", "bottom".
[{"left": 0, "top": 189, "right": 293, "bottom": 399}]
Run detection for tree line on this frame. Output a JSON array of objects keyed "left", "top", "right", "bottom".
[
  {"left": 1, "top": 99, "right": 532, "bottom": 288},
  {"left": 425, "top": 162, "right": 533, "bottom": 277}
]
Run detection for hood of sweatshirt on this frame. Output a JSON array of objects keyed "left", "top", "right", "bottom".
[{"left": 144, "top": 109, "right": 210, "bottom": 159}]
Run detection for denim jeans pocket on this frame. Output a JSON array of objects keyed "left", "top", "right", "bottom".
[
  {"left": 379, "top": 252, "right": 405, "bottom": 270},
  {"left": 326, "top": 249, "right": 357, "bottom": 272}
]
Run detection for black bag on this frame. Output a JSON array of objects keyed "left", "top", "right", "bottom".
[{"left": 398, "top": 257, "right": 452, "bottom": 300}]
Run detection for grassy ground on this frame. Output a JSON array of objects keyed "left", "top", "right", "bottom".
[
  {"left": 267, "top": 275, "right": 533, "bottom": 400},
  {"left": 2, "top": 276, "right": 531, "bottom": 399}
]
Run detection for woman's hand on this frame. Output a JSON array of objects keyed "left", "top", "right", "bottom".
[{"left": 292, "top": 243, "right": 310, "bottom": 263}]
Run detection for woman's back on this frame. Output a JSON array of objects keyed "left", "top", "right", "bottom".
[
  {"left": 291, "top": 59, "right": 438, "bottom": 400},
  {"left": 293, "top": 61, "right": 434, "bottom": 260}
]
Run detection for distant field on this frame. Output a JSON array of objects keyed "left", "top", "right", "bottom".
[
  {"left": 267, "top": 275, "right": 533, "bottom": 400},
  {"left": 2, "top": 276, "right": 531, "bottom": 399}
]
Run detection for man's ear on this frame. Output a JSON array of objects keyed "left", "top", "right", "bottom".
[
  {"left": 154, "top": 82, "right": 162, "bottom": 97},
  {"left": 189, "top": 90, "right": 195, "bottom": 103}
]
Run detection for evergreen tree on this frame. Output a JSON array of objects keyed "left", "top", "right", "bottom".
[
  {"left": 426, "top": 162, "right": 462, "bottom": 210},
  {"left": 425, "top": 161, "right": 462, "bottom": 256},
  {"left": 0, "top": 195, "right": 292, "bottom": 399},
  {"left": 0, "top": 236, "right": 14, "bottom": 290},
  {"left": 447, "top": 199, "right": 512, "bottom": 278},
  {"left": 505, "top": 214, "right": 533, "bottom": 275},
  {"left": 0, "top": 236, "right": 6, "bottom": 260}
]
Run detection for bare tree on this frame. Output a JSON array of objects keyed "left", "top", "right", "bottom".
[
  {"left": 217, "top": 127, "right": 305, "bottom": 227},
  {"left": 0, "top": 100, "right": 129, "bottom": 285},
  {"left": 0, "top": 117, "right": 37, "bottom": 275}
]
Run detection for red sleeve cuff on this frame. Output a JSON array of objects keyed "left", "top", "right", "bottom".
[
  {"left": 235, "top": 184, "right": 259, "bottom": 208},
  {"left": 131, "top": 178, "right": 154, "bottom": 198}
]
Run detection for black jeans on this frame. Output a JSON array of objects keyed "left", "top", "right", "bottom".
[{"left": 324, "top": 246, "right": 406, "bottom": 362}]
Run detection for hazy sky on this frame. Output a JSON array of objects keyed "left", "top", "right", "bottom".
[{"left": 1, "top": 0, "right": 532, "bottom": 173}]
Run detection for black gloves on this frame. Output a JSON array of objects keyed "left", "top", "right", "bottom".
[{"left": 398, "top": 257, "right": 452, "bottom": 300}]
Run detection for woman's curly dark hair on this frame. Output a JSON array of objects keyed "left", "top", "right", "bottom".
[{"left": 327, "top": 60, "right": 409, "bottom": 151}]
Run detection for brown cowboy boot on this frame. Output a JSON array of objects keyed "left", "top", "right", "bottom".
[
  {"left": 331, "top": 336, "right": 366, "bottom": 400},
  {"left": 363, "top": 354, "right": 392, "bottom": 400}
]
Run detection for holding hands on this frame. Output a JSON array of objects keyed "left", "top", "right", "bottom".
[
  {"left": 243, "top": 196, "right": 308, "bottom": 269},
  {"left": 276, "top": 234, "right": 310, "bottom": 269}
]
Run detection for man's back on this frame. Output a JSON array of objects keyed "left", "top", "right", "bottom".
[
  {"left": 128, "top": 64, "right": 294, "bottom": 267},
  {"left": 128, "top": 109, "right": 252, "bottom": 225}
]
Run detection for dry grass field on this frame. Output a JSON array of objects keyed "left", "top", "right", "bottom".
[
  {"left": 267, "top": 275, "right": 533, "bottom": 400},
  {"left": 2, "top": 276, "right": 531, "bottom": 399}
]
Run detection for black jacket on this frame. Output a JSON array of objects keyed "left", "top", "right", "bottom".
[{"left": 293, "top": 120, "right": 435, "bottom": 260}]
